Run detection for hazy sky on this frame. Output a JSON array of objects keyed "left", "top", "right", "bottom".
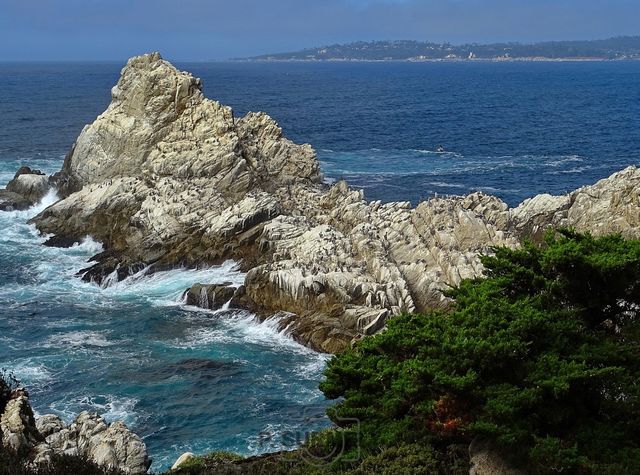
[{"left": 0, "top": 0, "right": 638, "bottom": 61}]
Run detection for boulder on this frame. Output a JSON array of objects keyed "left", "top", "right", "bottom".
[
  {"left": 469, "top": 438, "right": 526, "bottom": 475},
  {"left": 4, "top": 166, "right": 50, "bottom": 205},
  {"left": 35, "top": 413, "right": 65, "bottom": 437},
  {"left": 171, "top": 452, "right": 196, "bottom": 470},
  {"left": 6, "top": 174, "right": 50, "bottom": 203},
  {"left": 184, "top": 282, "right": 237, "bottom": 310},
  {"left": 85, "top": 420, "right": 150, "bottom": 474}
]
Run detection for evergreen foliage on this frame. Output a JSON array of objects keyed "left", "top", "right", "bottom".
[{"left": 320, "top": 230, "right": 640, "bottom": 473}]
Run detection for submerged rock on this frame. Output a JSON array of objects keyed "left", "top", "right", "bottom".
[{"left": 12, "top": 52, "right": 640, "bottom": 353}]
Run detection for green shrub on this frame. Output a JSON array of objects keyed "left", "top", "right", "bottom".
[{"left": 321, "top": 230, "right": 640, "bottom": 473}]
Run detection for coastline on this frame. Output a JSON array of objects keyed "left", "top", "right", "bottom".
[{"left": 232, "top": 56, "right": 640, "bottom": 63}]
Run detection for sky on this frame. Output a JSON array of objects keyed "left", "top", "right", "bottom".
[{"left": 0, "top": 0, "right": 638, "bottom": 61}]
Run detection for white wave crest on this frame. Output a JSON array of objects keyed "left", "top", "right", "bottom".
[
  {"left": 42, "top": 330, "right": 114, "bottom": 349},
  {"left": 102, "top": 260, "right": 246, "bottom": 305},
  {"left": 49, "top": 393, "right": 139, "bottom": 425}
]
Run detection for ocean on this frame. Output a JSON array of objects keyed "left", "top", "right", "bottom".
[{"left": 0, "top": 60, "right": 639, "bottom": 471}]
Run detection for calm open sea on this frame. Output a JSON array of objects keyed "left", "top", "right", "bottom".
[{"left": 0, "top": 60, "right": 639, "bottom": 471}]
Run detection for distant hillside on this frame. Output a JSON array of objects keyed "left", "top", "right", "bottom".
[{"left": 243, "top": 36, "right": 640, "bottom": 61}]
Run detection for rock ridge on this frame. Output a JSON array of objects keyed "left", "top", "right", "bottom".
[{"left": 4, "top": 52, "right": 640, "bottom": 353}]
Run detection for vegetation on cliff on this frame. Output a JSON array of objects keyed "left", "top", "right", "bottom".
[{"left": 321, "top": 230, "right": 640, "bottom": 473}]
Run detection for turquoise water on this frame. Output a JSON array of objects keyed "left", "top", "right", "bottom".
[
  {"left": 0, "top": 173, "right": 329, "bottom": 471},
  {"left": 1, "top": 60, "right": 640, "bottom": 471}
]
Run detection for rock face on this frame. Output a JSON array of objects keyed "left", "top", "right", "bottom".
[
  {"left": 17, "top": 52, "right": 640, "bottom": 353},
  {"left": 0, "top": 389, "right": 150, "bottom": 473}
]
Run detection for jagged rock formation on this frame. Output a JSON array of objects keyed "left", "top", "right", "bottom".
[
  {"left": 1, "top": 389, "right": 41, "bottom": 454},
  {"left": 0, "top": 388, "right": 150, "bottom": 473},
  {"left": 13, "top": 52, "right": 640, "bottom": 353}
]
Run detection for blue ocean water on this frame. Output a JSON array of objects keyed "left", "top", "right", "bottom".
[{"left": 1, "top": 60, "right": 639, "bottom": 471}]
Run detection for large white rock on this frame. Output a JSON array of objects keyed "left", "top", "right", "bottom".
[
  {"left": 171, "top": 452, "right": 196, "bottom": 470},
  {"left": 45, "top": 411, "right": 150, "bottom": 474}
]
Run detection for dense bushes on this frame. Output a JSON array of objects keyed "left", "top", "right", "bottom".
[{"left": 320, "top": 230, "right": 640, "bottom": 473}]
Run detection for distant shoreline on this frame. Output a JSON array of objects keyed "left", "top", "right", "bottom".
[
  {"left": 233, "top": 57, "right": 640, "bottom": 63},
  {"left": 240, "top": 36, "right": 640, "bottom": 63}
]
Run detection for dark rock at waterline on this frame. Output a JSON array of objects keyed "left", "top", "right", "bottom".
[
  {"left": 43, "top": 235, "right": 81, "bottom": 248},
  {"left": 0, "top": 190, "right": 32, "bottom": 211},
  {"left": 77, "top": 250, "right": 149, "bottom": 285},
  {"left": 184, "top": 282, "right": 238, "bottom": 310}
]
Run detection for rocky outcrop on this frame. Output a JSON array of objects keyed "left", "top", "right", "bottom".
[
  {"left": 184, "top": 282, "right": 238, "bottom": 310},
  {"left": 0, "top": 389, "right": 41, "bottom": 454},
  {"left": 45, "top": 412, "right": 150, "bottom": 474},
  {"left": 511, "top": 165, "right": 640, "bottom": 239},
  {"left": 0, "top": 190, "right": 32, "bottom": 211},
  {"left": 13, "top": 52, "right": 640, "bottom": 353},
  {"left": 0, "top": 389, "right": 149, "bottom": 473},
  {"left": 0, "top": 166, "right": 51, "bottom": 210}
]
